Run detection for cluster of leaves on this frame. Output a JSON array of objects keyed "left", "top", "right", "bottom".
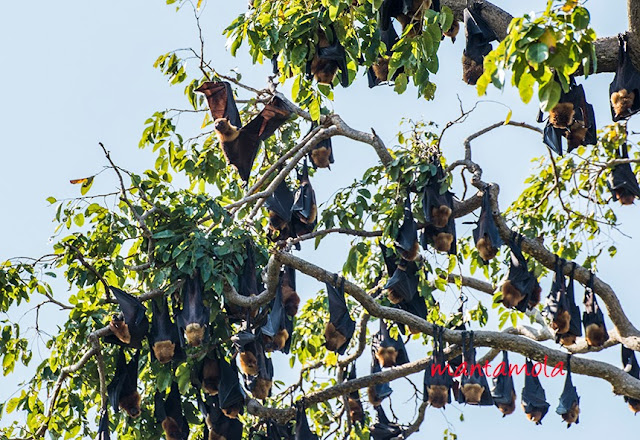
[
  {"left": 224, "top": 0, "right": 453, "bottom": 110},
  {"left": 479, "top": 0, "right": 597, "bottom": 110}
]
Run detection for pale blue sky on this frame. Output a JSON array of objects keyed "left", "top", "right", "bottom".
[{"left": 1, "top": 1, "right": 638, "bottom": 438}]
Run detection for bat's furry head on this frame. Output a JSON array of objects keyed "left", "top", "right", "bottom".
[
  {"left": 110, "top": 315, "right": 131, "bottom": 344},
  {"left": 185, "top": 322, "right": 206, "bottom": 347},
  {"left": 562, "top": 402, "right": 580, "bottom": 427},
  {"left": 427, "top": 384, "right": 449, "bottom": 408},
  {"left": 367, "top": 385, "right": 382, "bottom": 406},
  {"left": 375, "top": 346, "right": 398, "bottom": 368},
  {"left": 501, "top": 280, "right": 525, "bottom": 308},
  {"left": 311, "top": 146, "right": 332, "bottom": 169},
  {"left": 372, "top": 57, "right": 390, "bottom": 82},
  {"left": 444, "top": 20, "right": 460, "bottom": 42},
  {"left": 559, "top": 333, "right": 577, "bottom": 347},
  {"left": 162, "top": 417, "right": 184, "bottom": 440},
  {"left": 222, "top": 402, "right": 243, "bottom": 419},
  {"left": 628, "top": 398, "right": 640, "bottom": 414},
  {"left": 202, "top": 357, "right": 220, "bottom": 396},
  {"left": 348, "top": 398, "right": 365, "bottom": 423},
  {"left": 281, "top": 284, "right": 300, "bottom": 317},
  {"left": 566, "top": 122, "right": 588, "bottom": 151},
  {"left": 585, "top": 323, "right": 607, "bottom": 347},
  {"left": 119, "top": 391, "right": 141, "bottom": 418},
  {"left": 548, "top": 102, "right": 575, "bottom": 129},
  {"left": 461, "top": 383, "right": 485, "bottom": 405},
  {"left": 214, "top": 118, "right": 240, "bottom": 142},
  {"left": 433, "top": 232, "right": 454, "bottom": 253},
  {"left": 152, "top": 340, "right": 176, "bottom": 364},
  {"left": 476, "top": 236, "right": 497, "bottom": 261},
  {"left": 251, "top": 378, "right": 272, "bottom": 400},
  {"left": 324, "top": 322, "right": 348, "bottom": 352},
  {"left": 496, "top": 391, "right": 516, "bottom": 416},
  {"left": 386, "top": 288, "right": 404, "bottom": 305},
  {"left": 615, "top": 188, "right": 637, "bottom": 205},
  {"left": 462, "top": 54, "right": 484, "bottom": 86},
  {"left": 311, "top": 57, "right": 339, "bottom": 85},
  {"left": 552, "top": 310, "right": 571, "bottom": 335},
  {"left": 524, "top": 407, "right": 545, "bottom": 424},
  {"left": 268, "top": 210, "right": 289, "bottom": 231},
  {"left": 272, "top": 328, "right": 289, "bottom": 351},
  {"left": 401, "top": 240, "right": 420, "bottom": 261},
  {"left": 430, "top": 205, "right": 451, "bottom": 229},
  {"left": 611, "top": 89, "right": 636, "bottom": 117},
  {"left": 239, "top": 351, "right": 259, "bottom": 376}
]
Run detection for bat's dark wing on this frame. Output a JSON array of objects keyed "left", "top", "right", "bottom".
[
  {"left": 395, "top": 197, "right": 418, "bottom": 257},
  {"left": 505, "top": 235, "right": 539, "bottom": 312},
  {"left": 326, "top": 278, "right": 356, "bottom": 354},
  {"left": 106, "top": 349, "right": 128, "bottom": 412},
  {"left": 610, "top": 34, "right": 640, "bottom": 121},
  {"left": 254, "top": 96, "right": 292, "bottom": 141},
  {"left": 472, "top": 190, "right": 503, "bottom": 262},
  {"left": 239, "top": 239, "right": 260, "bottom": 297},
  {"left": 543, "top": 259, "right": 569, "bottom": 321},
  {"left": 370, "top": 352, "right": 393, "bottom": 401},
  {"left": 379, "top": 320, "right": 409, "bottom": 365},
  {"left": 582, "top": 273, "right": 608, "bottom": 342},
  {"left": 421, "top": 217, "right": 457, "bottom": 255},
  {"left": 379, "top": 0, "right": 403, "bottom": 31},
  {"left": 562, "top": 267, "right": 583, "bottom": 338},
  {"left": 424, "top": 327, "right": 453, "bottom": 395},
  {"left": 262, "top": 281, "right": 286, "bottom": 338},
  {"left": 609, "top": 145, "right": 640, "bottom": 199},
  {"left": 292, "top": 161, "right": 317, "bottom": 233},
  {"left": 96, "top": 410, "right": 110, "bottom": 440},
  {"left": 542, "top": 124, "right": 565, "bottom": 155},
  {"left": 384, "top": 261, "right": 418, "bottom": 304},
  {"left": 346, "top": 362, "right": 360, "bottom": 399},
  {"left": 264, "top": 179, "right": 294, "bottom": 223},
  {"left": 295, "top": 407, "right": 319, "bottom": 440},
  {"left": 521, "top": 359, "right": 550, "bottom": 421},
  {"left": 491, "top": 351, "right": 516, "bottom": 406},
  {"left": 164, "top": 382, "right": 189, "bottom": 440},
  {"left": 423, "top": 178, "right": 454, "bottom": 225},
  {"left": 555, "top": 363, "right": 579, "bottom": 419},
  {"left": 396, "top": 289, "right": 427, "bottom": 320},
  {"left": 458, "top": 333, "right": 493, "bottom": 406},
  {"left": 196, "top": 81, "right": 241, "bottom": 128},
  {"left": 149, "top": 297, "right": 184, "bottom": 362},
  {"left": 218, "top": 357, "right": 245, "bottom": 413},
  {"left": 176, "top": 275, "right": 209, "bottom": 346},
  {"left": 318, "top": 26, "right": 349, "bottom": 87},
  {"left": 307, "top": 122, "right": 335, "bottom": 169},
  {"left": 583, "top": 102, "right": 598, "bottom": 145},
  {"left": 463, "top": 6, "right": 496, "bottom": 62},
  {"left": 623, "top": 346, "right": 640, "bottom": 379},
  {"left": 370, "top": 406, "right": 402, "bottom": 440}
]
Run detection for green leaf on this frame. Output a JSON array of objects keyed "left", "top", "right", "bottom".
[
  {"left": 73, "top": 213, "right": 84, "bottom": 227},
  {"left": 525, "top": 43, "right": 549, "bottom": 64},
  {"left": 538, "top": 79, "right": 561, "bottom": 111},
  {"left": 309, "top": 97, "right": 321, "bottom": 121},
  {"left": 80, "top": 176, "right": 94, "bottom": 195},
  {"left": 504, "top": 110, "right": 512, "bottom": 125},
  {"left": 46, "top": 197, "right": 57, "bottom": 204}
]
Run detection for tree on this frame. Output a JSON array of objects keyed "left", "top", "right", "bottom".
[{"left": 2, "top": 0, "right": 640, "bottom": 438}]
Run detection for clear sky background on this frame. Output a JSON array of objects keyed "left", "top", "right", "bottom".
[{"left": 1, "top": 0, "right": 639, "bottom": 438}]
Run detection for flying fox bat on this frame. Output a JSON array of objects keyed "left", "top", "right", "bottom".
[
  {"left": 105, "top": 287, "right": 148, "bottom": 349},
  {"left": 261, "top": 281, "right": 293, "bottom": 353},
  {"left": 423, "top": 164, "right": 454, "bottom": 229},
  {"left": 218, "top": 356, "right": 245, "bottom": 419},
  {"left": 291, "top": 160, "right": 318, "bottom": 236},
  {"left": 457, "top": 331, "right": 494, "bottom": 406},
  {"left": 491, "top": 351, "right": 516, "bottom": 416},
  {"left": 324, "top": 276, "right": 356, "bottom": 354},
  {"left": 583, "top": 272, "right": 609, "bottom": 347},
  {"left": 622, "top": 346, "right": 640, "bottom": 414},
  {"left": 370, "top": 405, "right": 402, "bottom": 440},
  {"left": 196, "top": 81, "right": 291, "bottom": 182},
  {"left": 473, "top": 190, "right": 503, "bottom": 262},
  {"left": 501, "top": 234, "right": 541, "bottom": 311},
  {"left": 154, "top": 382, "right": 189, "bottom": 440},
  {"left": 176, "top": 274, "right": 210, "bottom": 348},
  {"left": 555, "top": 264, "right": 583, "bottom": 347},
  {"left": 307, "top": 26, "right": 349, "bottom": 87},
  {"left": 373, "top": 320, "right": 409, "bottom": 368},
  {"left": 197, "top": 394, "right": 243, "bottom": 440},
  {"left": 395, "top": 196, "right": 420, "bottom": 261},
  {"left": 368, "top": 358, "right": 393, "bottom": 406},
  {"left": 609, "top": 144, "right": 640, "bottom": 205},
  {"left": 280, "top": 266, "right": 300, "bottom": 317},
  {"left": 537, "top": 78, "right": 597, "bottom": 155},
  {"left": 307, "top": 122, "right": 334, "bottom": 169},
  {"left": 461, "top": 4, "right": 497, "bottom": 85},
  {"left": 556, "top": 357, "right": 580, "bottom": 427},
  {"left": 149, "top": 296, "right": 184, "bottom": 364},
  {"left": 423, "top": 326, "right": 453, "bottom": 408},
  {"left": 346, "top": 363, "right": 365, "bottom": 424},
  {"left": 543, "top": 258, "right": 572, "bottom": 335},
  {"left": 196, "top": 352, "right": 221, "bottom": 396},
  {"left": 610, "top": 34, "right": 640, "bottom": 121},
  {"left": 368, "top": 26, "right": 401, "bottom": 87},
  {"left": 227, "top": 239, "right": 261, "bottom": 322},
  {"left": 234, "top": 331, "right": 273, "bottom": 400},
  {"left": 295, "top": 406, "right": 319, "bottom": 440},
  {"left": 521, "top": 359, "right": 550, "bottom": 424},
  {"left": 421, "top": 216, "right": 457, "bottom": 254},
  {"left": 264, "top": 179, "right": 295, "bottom": 242},
  {"left": 107, "top": 349, "right": 141, "bottom": 418}
]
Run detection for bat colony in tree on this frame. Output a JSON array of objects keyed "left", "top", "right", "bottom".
[{"left": 78, "top": 2, "right": 640, "bottom": 440}]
